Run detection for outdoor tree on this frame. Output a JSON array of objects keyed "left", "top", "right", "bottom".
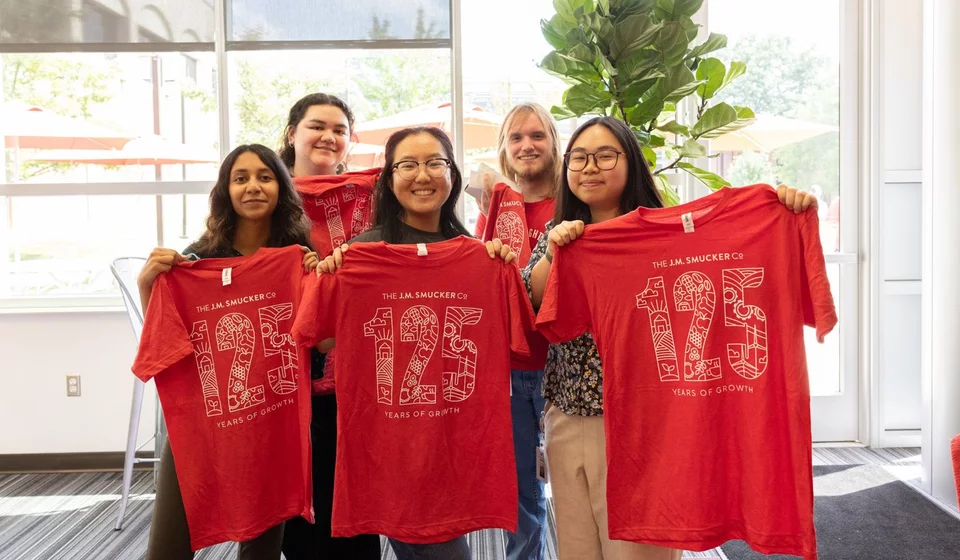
[
  {"left": 3, "top": 54, "right": 118, "bottom": 181},
  {"left": 715, "top": 34, "right": 822, "bottom": 116},
  {"left": 538, "top": 0, "right": 756, "bottom": 205},
  {"left": 0, "top": 0, "right": 75, "bottom": 44},
  {"left": 718, "top": 34, "right": 839, "bottom": 200},
  {"left": 351, "top": 8, "right": 449, "bottom": 121}
]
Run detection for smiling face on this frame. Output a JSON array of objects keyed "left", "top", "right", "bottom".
[
  {"left": 287, "top": 103, "right": 351, "bottom": 176},
  {"left": 505, "top": 111, "right": 553, "bottom": 182},
  {"left": 566, "top": 124, "right": 628, "bottom": 217},
  {"left": 228, "top": 151, "right": 280, "bottom": 223},
  {"left": 390, "top": 132, "right": 453, "bottom": 225}
]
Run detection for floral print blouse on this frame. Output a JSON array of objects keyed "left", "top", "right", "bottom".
[{"left": 520, "top": 223, "right": 604, "bottom": 416}]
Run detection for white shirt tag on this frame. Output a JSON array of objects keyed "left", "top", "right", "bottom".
[
  {"left": 222, "top": 267, "right": 232, "bottom": 286},
  {"left": 416, "top": 243, "right": 428, "bottom": 256},
  {"left": 681, "top": 212, "right": 695, "bottom": 233}
]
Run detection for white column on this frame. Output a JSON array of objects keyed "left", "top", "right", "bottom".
[{"left": 921, "top": 0, "right": 960, "bottom": 508}]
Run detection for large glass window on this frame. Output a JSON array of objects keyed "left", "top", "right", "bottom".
[
  {"left": 459, "top": 0, "right": 567, "bottom": 231},
  {"left": 708, "top": 0, "right": 856, "bottom": 419}
]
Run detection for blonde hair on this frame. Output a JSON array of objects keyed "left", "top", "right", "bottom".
[{"left": 496, "top": 103, "right": 563, "bottom": 193}]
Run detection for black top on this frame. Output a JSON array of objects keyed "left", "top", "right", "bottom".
[
  {"left": 181, "top": 243, "right": 326, "bottom": 383},
  {"left": 349, "top": 223, "right": 451, "bottom": 245}
]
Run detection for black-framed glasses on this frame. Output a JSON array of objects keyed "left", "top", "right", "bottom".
[
  {"left": 563, "top": 149, "right": 623, "bottom": 171},
  {"left": 392, "top": 158, "right": 451, "bottom": 180}
]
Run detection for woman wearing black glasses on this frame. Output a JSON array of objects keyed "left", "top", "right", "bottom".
[{"left": 522, "top": 116, "right": 815, "bottom": 559}]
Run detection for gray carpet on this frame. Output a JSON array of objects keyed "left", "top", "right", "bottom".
[
  {"left": 721, "top": 463, "right": 960, "bottom": 560},
  {"left": 0, "top": 448, "right": 928, "bottom": 560}
]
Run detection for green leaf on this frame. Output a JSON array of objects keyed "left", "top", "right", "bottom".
[
  {"left": 677, "top": 162, "right": 731, "bottom": 190},
  {"left": 562, "top": 83, "right": 614, "bottom": 115},
  {"left": 719, "top": 60, "right": 747, "bottom": 91},
  {"left": 654, "top": 174, "right": 681, "bottom": 206},
  {"left": 550, "top": 105, "right": 578, "bottom": 120},
  {"left": 657, "top": 120, "right": 690, "bottom": 136},
  {"left": 616, "top": 50, "right": 662, "bottom": 81},
  {"left": 686, "top": 32, "right": 727, "bottom": 60},
  {"left": 689, "top": 102, "right": 752, "bottom": 138},
  {"left": 679, "top": 138, "right": 706, "bottom": 157},
  {"left": 656, "top": 21, "right": 690, "bottom": 67},
  {"left": 622, "top": 77, "right": 660, "bottom": 106},
  {"left": 642, "top": 145, "right": 658, "bottom": 167},
  {"left": 628, "top": 96, "right": 665, "bottom": 127},
  {"left": 695, "top": 57, "right": 725, "bottom": 100},
  {"left": 541, "top": 15, "right": 574, "bottom": 50},
  {"left": 660, "top": 65, "right": 701, "bottom": 102},
  {"left": 568, "top": 43, "right": 596, "bottom": 63},
  {"left": 594, "top": 46, "right": 618, "bottom": 77},
  {"left": 597, "top": 0, "right": 610, "bottom": 14},
  {"left": 539, "top": 51, "right": 600, "bottom": 85},
  {"left": 648, "top": 132, "right": 667, "bottom": 147},
  {"left": 554, "top": 0, "right": 587, "bottom": 23},
  {"left": 609, "top": 14, "right": 661, "bottom": 59},
  {"left": 633, "top": 128, "right": 652, "bottom": 144},
  {"left": 611, "top": 0, "right": 656, "bottom": 21},
  {"left": 701, "top": 105, "right": 755, "bottom": 138},
  {"left": 654, "top": 0, "right": 704, "bottom": 19}
]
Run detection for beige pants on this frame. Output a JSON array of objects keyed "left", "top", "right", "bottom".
[{"left": 545, "top": 406, "right": 683, "bottom": 560}]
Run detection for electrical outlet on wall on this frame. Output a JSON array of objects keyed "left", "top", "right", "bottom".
[{"left": 66, "top": 375, "right": 81, "bottom": 397}]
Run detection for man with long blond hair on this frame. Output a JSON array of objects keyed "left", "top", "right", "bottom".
[{"left": 478, "top": 102, "right": 562, "bottom": 560}]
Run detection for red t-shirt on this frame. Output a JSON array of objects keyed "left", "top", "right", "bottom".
[
  {"left": 476, "top": 193, "right": 554, "bottom": 261},
  {"left": 293, "top": 238, "right": 536, "bottom": 543},
  {"left": 537, "top": 185, "right": 836, "bottom": 560},
  {"left": 477, "top": 193, "right": 553, "bottom": 371},
  {"left": 132, "top": 245, "right": 314, "bottom": 551},
  {"left": 295, "top": 168, "right": 379, "bottom": 257}
]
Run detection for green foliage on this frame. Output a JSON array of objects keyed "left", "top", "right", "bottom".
[
  {"left": 727, "top": 150, "right": 776, "bottom": 187},
  {"left": 2, "top": 53, "right": 118, "bottom": 181},
  {"left": 351, "top": 9, "right": 449, "bottom": 120},
  {"left": 537, "top": 0, "right": 753, "bottom": 203}
]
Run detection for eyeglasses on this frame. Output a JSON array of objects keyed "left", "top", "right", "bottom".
[
  {"left": 392, "top": 158, "right": 451, "bottom": 180},
  {"left": 563, "top": 149, "right": 623, "bottom": 171}
]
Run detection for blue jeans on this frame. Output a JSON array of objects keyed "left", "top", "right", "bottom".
[
  {"left": 388, "top": 537, "right": 471, "bottom": 560},
  {"left": 507, "top": 369, "right": 547, "bottom": 560}
]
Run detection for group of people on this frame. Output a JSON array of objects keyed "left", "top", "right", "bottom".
[{"left": 135, "top": 92, "right": 816, "bottom": 560}]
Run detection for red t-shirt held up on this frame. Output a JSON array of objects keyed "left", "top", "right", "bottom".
[
  {"left": 537, "top": 185, "right": 836, "bottom": 560},
  {"left": 476, "top": 192, "right": 555, "bottom": 265},
  {"left": 477, "top": 192, "right": 554, "bottom": 371},
  {"left": 295, "top": 168, "right": 379, "bottom": 257},
  {"left": 293, "top": 238, "right": 536, "bottom": 543},
  {"left": 132, "top": 245, "right": 314, "bottom": 551}
]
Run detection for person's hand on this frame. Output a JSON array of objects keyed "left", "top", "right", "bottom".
[
  {"left": 485, "top": 238, "right": 517, "bottom": 265},
  {"left": 545, "top": 220, "right": 585, "bottom": 262},
  {"left": 777, "top": 184, "right": 818, "bottom": 214},
  {"left": 479, "top": 171, "right": 496, "bottom": 215},
  {"left": 317, "top": 244, "right": 349, "bottom": 275},
  {"left": 138, "top": 248, "right": 185, "bottom": 289},
  {"left": 301, "top": 246, "right": 319, "bottom": 273}
]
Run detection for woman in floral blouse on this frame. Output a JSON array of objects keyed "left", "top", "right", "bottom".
[{"left": 522, "top": 116, "right": 815, "bottom": 560}]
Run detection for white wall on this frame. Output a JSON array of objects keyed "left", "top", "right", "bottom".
[
  {"left": 875, "top": 0, "right": 924, "bottom": 447},
  {"left": 0, "top": 310, "right": 157, "bottom": 454}
]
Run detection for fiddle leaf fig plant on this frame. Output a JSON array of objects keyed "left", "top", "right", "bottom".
[{"left": 540, "top": 0, "right": 754, "bottom": 205}]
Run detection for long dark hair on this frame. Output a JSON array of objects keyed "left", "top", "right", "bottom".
[
  {"left": 277, "top": 92, "right": 356, "bottom": 172},
  {"left": 554, "top": 116, "right": 663, "bottom": 224},
  {"left": 373, "top": 126, "right": 471, "bottom": 243},
  {"left": 191, "top": 144, "right": 312, "bottom": 255}
]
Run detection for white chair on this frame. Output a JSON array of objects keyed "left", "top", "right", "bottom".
[{"left": 110, "top": 257, "right": 163, "bottom": 531}]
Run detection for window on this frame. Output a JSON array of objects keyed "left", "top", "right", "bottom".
[
  {"left": 0, "top": 1, "right": 456, "bottom": 308},
  {"left": 0, "top": 0, "right": 215, "bottom": 46},
  {"left": 707, "top": 0, "right": 858, "bottom": 421},
  {"left": 459, "top": 0, "right": 568, "bottom": 232},
  {"left": 1, "top": 52, "right": 218, "bottom": 303},
  {"left": 228, "top": 0, "right": 450, "bottom": 43}
]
